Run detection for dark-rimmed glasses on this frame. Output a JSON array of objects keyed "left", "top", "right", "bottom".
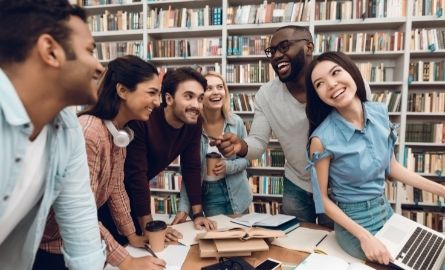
[{"left": 264, "top": 39, "right": 308, "bottom": 58}]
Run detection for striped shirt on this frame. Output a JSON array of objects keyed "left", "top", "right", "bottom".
[{"left": 39, "top": 115, "right": 135, "bottom": 266}]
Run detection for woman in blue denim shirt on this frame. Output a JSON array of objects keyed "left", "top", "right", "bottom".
[
  {"left": 173, "top": 72, "right": 252, "bottom": 222},
  {"left": 305, "top": 52, "right": 445, "bottom": 265}
]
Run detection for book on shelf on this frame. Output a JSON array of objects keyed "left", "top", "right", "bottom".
[
  {"left": 147, "top": 5, "right": 222, "bottom": 29},
  {"left": 249, "top": 199, "right": 283, "bottom": 215},
  {"left": 294, "top": 253, "right": 375, "bottom": 270}
]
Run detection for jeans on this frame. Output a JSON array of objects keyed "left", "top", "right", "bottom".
[
  {"left": 282, "top": 177, "right": 333, "bottom": 228},
  {"left": 202, "top": 178, "right": 234, "bottom": 217},
  {"left": 334, "top": 195, "right": 393, "bottom": 260},
  {"left": 33, "top": 249, "right": 68, "bottom": 270}
]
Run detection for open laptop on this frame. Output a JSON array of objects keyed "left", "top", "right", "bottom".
[{"left": 375, "top": 213, "right": 445, "bottom": 270}]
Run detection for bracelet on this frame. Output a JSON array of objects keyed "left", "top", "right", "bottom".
[{"left": 191, "top": 211, "right": 205, "bottom": 220}]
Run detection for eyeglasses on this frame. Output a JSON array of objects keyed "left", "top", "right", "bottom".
[{"left": 264, "top": 39, "right": 308, "bottom": 58}]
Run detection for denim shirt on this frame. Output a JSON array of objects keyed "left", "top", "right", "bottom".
[
  {"left": 178, "top": 113, "right": 253, "bottom": 214},
  {"left": 0, "top": 69, "right": 106, "bottom": 270},
  {"left": 306, "top": 102, "right": 397, "bottom": 214}
]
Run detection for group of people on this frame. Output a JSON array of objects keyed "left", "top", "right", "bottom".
[{"left": 1, "top": 1, "right": 444, "bottom": 270}]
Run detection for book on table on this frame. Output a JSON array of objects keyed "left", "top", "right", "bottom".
[{"left": 231, "top": 213, "right": 300, "bottom": 233}]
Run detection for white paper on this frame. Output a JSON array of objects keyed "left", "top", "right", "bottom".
[
  {"left": 294, "top": 253, "right": 375, "bottom": 270},
  {"left": 272, "top": 227, "right": 329, "bottom": 253},
  {"left": 104, "top": 245, "right": 190, "bottom": 270}
]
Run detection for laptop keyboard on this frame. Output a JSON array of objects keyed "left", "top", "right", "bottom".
[{"left": 396, "top": 227, "right": 445, "bottom": 270}]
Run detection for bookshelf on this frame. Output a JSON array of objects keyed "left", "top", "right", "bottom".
[{"left": 82, "top": 0, "right": 444, "bottom": 229}]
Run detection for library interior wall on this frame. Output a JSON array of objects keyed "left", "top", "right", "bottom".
[{"left": 81, "top": 0, "right": 445, "bottom": 232}]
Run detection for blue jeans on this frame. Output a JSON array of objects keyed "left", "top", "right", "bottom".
[
  {"left": 334, "top": 195, "right": 393, "bottom": 260},
  {"left": 202, "top": 178, "right": 234, "bottom": 217},
  {"left": 282, "top": 177, "right": 332, "bottom": 227}
]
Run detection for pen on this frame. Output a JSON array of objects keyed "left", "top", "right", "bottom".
[
  {"left": 144, "top": 243, "right": 159, "bottom": 258},
  {"left": 315, "top": 234, "right": 328, "bottom": 247}
]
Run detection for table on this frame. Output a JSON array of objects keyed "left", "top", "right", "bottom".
[{"left": 181, "top": 223, "right": 396, "bottom": 270}]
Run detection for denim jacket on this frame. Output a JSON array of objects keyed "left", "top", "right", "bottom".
[
  {"left": 178, "top": 114, "right": 253, "bottom": 215},
  {"left": 0, "top": 69, "right": 106, "bottom": 270}
]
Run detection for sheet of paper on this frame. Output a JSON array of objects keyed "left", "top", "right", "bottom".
[
  {"left": 272, "top": 226, "right": 328, "bottom": 253},
  {"left": 170, "top": 215, "right": 237, "bottom": 246},
  {"left": 294, "top": 253, "right": 349, "bottom": 270},
  {"left": 104, "top": 244, "right": 190, "bottom": 270},
  {"left": 316, "top": 232, "right": 363, "bottom": 264}
]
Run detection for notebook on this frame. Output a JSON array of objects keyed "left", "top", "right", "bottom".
[
  {"left": 272, "top": 227, "right": 363, "bottom": 264},
  {"left": 231, "top": 213, "right": 296, "bottom": 227},
  {"left": 375, "top": 213, "right": 445, "bottom": 270},
  {"left": 104, "top": 244, "right": 189, "bottom": 270},
  {"left": 294, "top": 253, "right": 376, "bottom": 270},
  {"left": 197, "top": 227, "right": 285, "bottom": 240}
]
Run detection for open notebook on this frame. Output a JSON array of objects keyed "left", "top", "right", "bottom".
[
  {"left": 272, "top": 227, "right": 363, "bottom": 264},
  {"left": 104, "top": 245, "right": 189, "bottom": 270},
  {"left": 295, "top": 253, "right": 375, "bottom": 270}
]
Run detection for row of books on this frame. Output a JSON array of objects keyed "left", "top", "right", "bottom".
[
  {"left": 87, "top": 11, "right": 143, "bottom": 32},
  {"left": 227, "top": 1, "right": 310, "bottom": 25},
  {"left": 226, "top": 62, "right": 276, "bottom": 84},
  {"left": 248, "top": 200, "right": 282, "bottom": 215},
  {"left": 405, "top": 122, "right": 444, "bottom": 143},
  {"left": 387, "top": 180, "right": 445, "bottom": 207},
  {"left": 157, "top": 63, "right": 221, "bottom": 76},
  {"left": 242, "top": 119, "right": 278, "bottom": 141},
  {"left": 81, "top": 0, "right": 138, "bottom": 6},
  {"left": 407, "top": 92, "right": 445, "bottom": 113},
  {"left": 403, "top": 210, "right": 444, "bottom": 233},
  {"left": 408, "top": 60, "right": 445, "bottom": 82},
  {"left": 147, "top": 6, "right": 222, "bottom": 29},
  {"left": 315, "top": 0, "right": 406, "bottom": 21},
  {"left": 370, "top": 91, "right": 401, "bottom": 112},
  {"left": 313, "top": 31, "right": 405, "bottom": 54},
  {"left": 405, "top": 148, "right": 444, "bottom": 175},
  {"left": 410, "top": 28, "right": 445, "bottom": 52},
  {"left": 249, "top": 176, "right": 284, "bottom": 196},
  {"left": 230, "top": 93, "right": 255, "bottom": 112},
  {"left": 95, "top": 41, "right": 143, "bottom": 61},
  {"left": 150, "top": 194, "right": 179, "bottom": 215},
  {"left": 149, "top": 170, "right": 182, "bottom": 191},
  {"left": 148, "top": 38, "right": 221, "bottom": 58},
  {"left": 250, "top": 148, "right": 285, "bottom": 168},
  {"left": 412, "top": 0, "right": 445, "bottom": 17},
  {"left": 357, "top": 62, "right": 395, "bottom": 82},
  {"left": 227, "top": 35, "right": 271, "bottom": 56}
]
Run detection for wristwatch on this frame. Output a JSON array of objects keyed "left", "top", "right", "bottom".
[{"left": 191, "top": 211, "right": 205, "bottom": 220}]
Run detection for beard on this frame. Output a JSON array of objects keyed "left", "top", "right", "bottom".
[{"left": 277, "top": 49, "right": 306, "bottom": 83}]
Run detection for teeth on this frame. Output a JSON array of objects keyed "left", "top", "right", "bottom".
[
  {"left": 332, "top": 89, "right": 345, "bottom": 99},
  {"left": 277, "top": 62, "right": 288, "bottom": 69}
]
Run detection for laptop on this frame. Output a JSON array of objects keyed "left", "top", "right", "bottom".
[{"left": 375, "top": 213, "right": 445, "bottom": 270}]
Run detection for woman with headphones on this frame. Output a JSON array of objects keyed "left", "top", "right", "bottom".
[{"left": 34, "top": 55, "right": 175, "bottom": 270}]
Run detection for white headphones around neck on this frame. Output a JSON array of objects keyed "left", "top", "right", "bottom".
[{"left": 104, "top": 120, "right": 134, "bottom": 148}]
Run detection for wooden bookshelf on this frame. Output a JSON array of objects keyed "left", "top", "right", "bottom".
[{"left": 83, "top": 0, "right": 445, "bottom": 223}]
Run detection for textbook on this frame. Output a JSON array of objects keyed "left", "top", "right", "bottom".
[
  {"left": 294, "top": 253, "right": 375, "bottom": 270},
  {"left": 272, "top": 227, "right": 363, "bottom": 264},
  {"left": 231, "top": 213, "right": 296, "bottom": 228},
  {"left": 197, "top": 227, "right": 285, "bottom": 240}
]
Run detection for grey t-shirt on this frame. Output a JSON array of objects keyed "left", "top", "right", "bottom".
[{"left": 245, "top": 77, "right": 311, "bottom": 192}]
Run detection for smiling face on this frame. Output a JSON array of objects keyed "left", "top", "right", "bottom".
[
  {"left": 60, "top": 16, "right": 104, "bottom": 105},
  {"left": 121, "top": 76, "right": 161, "bottom": 121},
  {"left": 269, "top": 28, "right": 312, "bottom": 82},
  {"left": 167, "top": 80, "right": 204, "bottom": 125},
  {"left": 203, "top": 75, "right": 226, "bottom": 112},
  {"left": 311, "top": 60, "right": 358, "bottom": 109}
]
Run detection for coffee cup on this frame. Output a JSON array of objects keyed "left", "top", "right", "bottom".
[
  {"left": 145, "top": 220, "right": 167, "bottom": 252},
  {"left": 206, "top": 152, "right": 222, "bottom": 176}
]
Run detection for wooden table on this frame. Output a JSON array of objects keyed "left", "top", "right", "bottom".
[{"left": 181, "top": 223, "right": 396, "bottom": 270}]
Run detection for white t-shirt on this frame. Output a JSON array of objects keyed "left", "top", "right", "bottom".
[{"left": 0, "top": 126, "right": 48, "bottom": 244}]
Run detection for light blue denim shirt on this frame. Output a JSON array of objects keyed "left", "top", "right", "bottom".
[
  {"left": 306, "top": 102, "right": 397, "bottom": 214},
  {"left": 178, "top": 113, "right": 253, "bottom": 215},
  {"left": 0, "top": 69, "right": 106, "bottom": 269}
]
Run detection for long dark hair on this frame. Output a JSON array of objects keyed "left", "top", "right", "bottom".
[
  {"left": 305, "top": 51, "right": 368, "bottom": 137},
  {"left": 79, "top": 55, "right": 158, "bottom": 119}
]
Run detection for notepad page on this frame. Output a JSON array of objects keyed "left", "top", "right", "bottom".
[
  {"left": 104, "top": 245, "right": 190, "bottom": 270},
  {"left": 294, "top": 253, "right": 349, "bottom": 270},
  {"left": 315, "top": 232, "right": 363, "bottom": 264},
  {"left": 271, "top": 226, "right": 328, "bottom": 253}
]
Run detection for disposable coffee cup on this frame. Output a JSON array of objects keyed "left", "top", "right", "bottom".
[
  {"left": 145, "top": 220, "right": 167, "bottom": 252},
  {"left": 206, "top": 152, "right": 222, "bottom": 176}
]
